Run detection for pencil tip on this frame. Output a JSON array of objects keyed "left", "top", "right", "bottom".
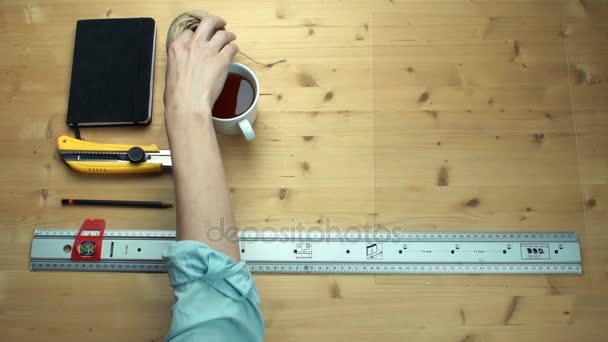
[{"left": 161, "top": 203, "right": 173, "bottom": 208}]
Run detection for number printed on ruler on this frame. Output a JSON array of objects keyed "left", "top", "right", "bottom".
[
  {"left": 295, "top": 242, "right": 312, "bottom": 259},
  {"left": 520, "top": 243, "right": 550, "bottom": 260}
]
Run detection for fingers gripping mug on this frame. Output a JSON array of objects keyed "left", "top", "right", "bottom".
[{"left": 211, "top": 63, "right": 259, "bottom": 141}]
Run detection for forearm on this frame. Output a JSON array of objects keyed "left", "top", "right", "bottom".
[{"left": 168, "top": 109, "right": 239, "bottom": 262}]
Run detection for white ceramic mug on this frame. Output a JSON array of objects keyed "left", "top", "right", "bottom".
[{"left": 212, "top": 63, "right": 259, "bottom": 141}]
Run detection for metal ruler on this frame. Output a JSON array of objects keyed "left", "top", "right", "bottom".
[{"left": 30, "top": 228, "right": 582, "bottom": 274}]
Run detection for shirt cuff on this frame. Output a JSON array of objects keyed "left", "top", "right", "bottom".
[{"left": 162, "top": 240, "right": 255, "bottom": 301}]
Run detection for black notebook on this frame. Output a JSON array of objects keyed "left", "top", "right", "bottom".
[{"left": 67, "top": 18, "right": 156, "bottom": 126}]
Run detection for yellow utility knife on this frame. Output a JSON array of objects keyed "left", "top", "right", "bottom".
[{"left": 57, "top": 135, "right": 172, "bottom": 174}]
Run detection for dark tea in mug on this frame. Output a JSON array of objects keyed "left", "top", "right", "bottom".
[{"left": 212, "top": 72, "right": 255, "bottom": 119}]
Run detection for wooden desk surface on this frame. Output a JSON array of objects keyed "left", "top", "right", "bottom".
[{"left": 2, "top": 0, "right": 607, "bottom": 340}]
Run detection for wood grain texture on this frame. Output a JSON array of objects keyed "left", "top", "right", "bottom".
[
  {"left": 565, "top": 2, "right": 608, "bottom": 294},
  {"left": 1, "top": 0, "right": 607, "bottom": 341}
]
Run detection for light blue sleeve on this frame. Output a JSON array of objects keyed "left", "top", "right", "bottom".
[{"left": 162, "top": 240, "right": 264, "bottom": 342}]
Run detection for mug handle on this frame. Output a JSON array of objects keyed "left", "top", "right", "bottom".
[{"left": 238, "top": 119, "right": 256, "bottom": 141}]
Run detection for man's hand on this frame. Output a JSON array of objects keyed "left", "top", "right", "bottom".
[{"left": 164, "top": 15, "right": 238, "bottom": 136}]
